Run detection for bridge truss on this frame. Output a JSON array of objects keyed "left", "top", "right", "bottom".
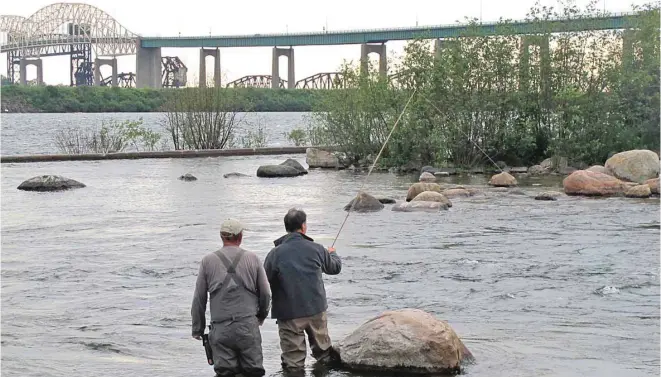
[
  {"left": 1, "top": 3, "right": 137, "bottom": 85},
  {"left": 226, "top": 75, "right": 287, "bottom": 89}
]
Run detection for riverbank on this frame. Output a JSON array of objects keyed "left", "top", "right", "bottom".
[{"left": 0, "top": 85, "right": 329, "bottom": 113}]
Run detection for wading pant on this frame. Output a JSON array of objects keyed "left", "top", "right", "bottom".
[
  {"left": 209, "top": 316, "right": 265, "bottom": 377},
  {"left": 277, "top": 311, "right": 333, "bottom": 370}
]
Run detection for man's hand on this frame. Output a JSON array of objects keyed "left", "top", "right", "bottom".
[
  {"left": 193, "top": 335, "right": 201, "bottom": 340},
  {"left": 328, "top": 247, "right": 336, "bottom": 253}
]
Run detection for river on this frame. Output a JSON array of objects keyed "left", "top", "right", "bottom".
[{"left": 1, "top": 113, "right": 660, "bottom": 377}]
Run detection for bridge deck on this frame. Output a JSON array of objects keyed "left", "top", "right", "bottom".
[{"left": 140, "top": 13, "right": 638, "bottom": 48}]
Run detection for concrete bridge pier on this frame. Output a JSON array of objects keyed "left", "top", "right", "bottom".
[
  {"left": 94, "top": 58, "right": 118, "bottom": 86},
  {"left": 360, "top": 43, "right": 387, "bottom": 77},
  {"left": 19, "top": 58, "right": 43, "bottom": 85},
  {"left": 434, "top": 39, "right": 458, "bottom": 59},
  {"left": 199, "top": 48, "right": 221, "bottom": 88},
  {"left": 136, "top": 39, "right": 162, "bottom": 89},
  {"left": 272, "top": 47, "right": 295, "bottom": 89}
]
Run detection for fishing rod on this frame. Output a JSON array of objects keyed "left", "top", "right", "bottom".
[{"left": 331, "top": 88, "right": 418, "bottom": 248}]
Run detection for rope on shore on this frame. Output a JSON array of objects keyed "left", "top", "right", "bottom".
[{"left": 331, "top": 88, "right": 418, "bottom": 248}]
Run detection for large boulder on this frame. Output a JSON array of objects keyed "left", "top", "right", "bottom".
[
  {"left": 605, "top": 149, "right": 659, "bottom": 183},
  {"left": 625, "top": 184, "right": 651, "bottom": 198},
  {"left": 256, "top": 165, "right": 302, "bottom": 178},
  {"left": 412, "top": 191, "right": 452, "bottom": 207},
  {"left": 392, "top": 201, "right": 449, "bottom": 212},
  {"left": 562, "top": 170, "right": 625, "bottom": 196},
  {"left": 540, "top": 156, "right": 568, "bottom": 171},
  {"left": 419, "top": 172, "right": 437, "bottom": 182},
  {"left": 306, "top": 148, "right": 339, "bottom": 169},
  {"left": 280, "top": 158, "right": 308, "bottom": 174},
  {"left": 17, "top": 175, "right": 86, "bottom": 192},
  {"left": 344, "top": 191, "right": 385, "bottom": 212},
  {"left": 406, "top": 182, "right": 442, "bottom": 201},
  {"left": 586, "top": 165, "right": 612, "bottom": 176},
  {"left": 645, "top": 178, "right": 659, "bottom": 195},
  {"left": 488, "top": 172, "right": 517, "bottom": 187},
  {"left": 335, "top": 308, "right": 473, "bottom": 375}
]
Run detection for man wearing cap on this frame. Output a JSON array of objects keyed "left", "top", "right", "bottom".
[
  {"left": 264, "top": 208, "right": 342, "bottom": 372},
  {"left": 191, "top": 219, "right": 271, "bottom": 377}
]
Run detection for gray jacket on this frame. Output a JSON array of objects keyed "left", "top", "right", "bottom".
[
  {"left": 264, "top": 232, "right": 341, "bottom": 321},
  {"left": 191, "top": 246, "right": 271, "bottom": 337}
]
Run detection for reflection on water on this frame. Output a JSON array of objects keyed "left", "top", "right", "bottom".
[{"left": 1, "top": 155, "right": 659, "bottom": 377}]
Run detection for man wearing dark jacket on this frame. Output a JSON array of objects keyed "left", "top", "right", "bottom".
[{"left": 264, "top": 208, "right": 342, "bottom": 371}]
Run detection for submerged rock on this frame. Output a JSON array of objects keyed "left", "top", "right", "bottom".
[
  {"left": 376, "top": 197, "right": 397, "bottom": 204},
  {"left": 625, "top": 184, "right": 651, "bottom": 198},
  {"left": 412, "top": 191, "right": 452, "bottom": 207},
  {"left": 562, "top": 170, "right": 625, "bottom": 196},
  {"left": 419, "top": 172, "right": 436, "bottom": 182},
  {"left": 178, "top": 173, "right": 197, "bottom": 181},
  {"left": 442, "top": 188, "right": 472, "bottom": 198},
  {"left": 256, "top": 165, "right": 302, "bottom": 178},
  {"left": 488, "top": 172, "right": 517, "bottom": 187},
  {"left": 223, "top": 172, "right": 250, "bottom": 178},
  {"left": 406, "top": 182, "right": 442, "bottom": 201},
  {"left": 392, "top": 201, "right": 449, "bottom": 212},
  {"left": 344, "top": 191, "right": 385, "bottom": 212},
  {"left": 535, "top": 191, "right": 562, "bottom": 201},
  {"left": 605, "top": 149, "right": 659, "bottom": 183},
  {"left": 335, "top": 308, "right": 473, "bottom": 375},
  {"left": 17, "top": 175, "right": 86, "bottom": 192}
]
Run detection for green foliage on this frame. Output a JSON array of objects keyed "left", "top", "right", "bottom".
[
  {"left": 53, "top": 119, "right": 160, "bottom": 154},
  {"left": 310, "top": 1, "right": 660, "bottom": 168},
  {"left": 285, "top": 128, "right": 308, "bottom": 146},
  {"left": 0, "top": 85, "right": 329, "bottom": 113},
  {"left": 240, "top": 123, "right": 269, "bottom": 148}
]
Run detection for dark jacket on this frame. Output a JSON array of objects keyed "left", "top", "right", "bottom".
[{"left": 264, "top": 232, "right": 342, "bottom": 321}]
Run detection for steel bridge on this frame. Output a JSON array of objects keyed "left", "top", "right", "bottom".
[{"left": 0, "top": 2, "right": 647, "bottom": 88}]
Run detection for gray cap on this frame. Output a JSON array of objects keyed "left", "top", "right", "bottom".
[{"left": 220, "top": 218, "right": 244, "bottom": 235}]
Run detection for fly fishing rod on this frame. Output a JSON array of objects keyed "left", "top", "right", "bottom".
[{"left": 330, "top": 88, "right": 418, "bottom": 248}]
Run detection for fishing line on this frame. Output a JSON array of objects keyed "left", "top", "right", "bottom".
[
  {"left": 330, "top": 88, "right": 418, "bottom": 248},
  {"left": 421, "top": 96, "right": 504, "bottom": 174}
]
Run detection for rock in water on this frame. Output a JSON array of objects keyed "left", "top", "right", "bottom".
[
  {"left": 645, "top": 178, "right": 659, "bottom": 195},
  {"left": 406, "top": 182, "right": 442, "bottom": 201},
  {"left": 586, "top": 165, "right": 612, "bottom": 176},
  {"left": 488, "top": 172, "right": 517, "bottom": 187},
  {"left": 528, "top": 164, "right": 549, "bottom": 176},
  {"left": 625, "top": 184, "right": 651, "bottom": 198},
  {"left": 306, "top": 148, "right": 339, "bottom": 169},
  {"left": 562, "top": 170, "right": 625, "bottom": 196},
  {"left": 442, "top": 188, "right": 472, "bottom": 198},
  {"left": 256, "top": 165, "right": 302, "bottom": 178},
  {"left": 419, "top": 172, "right": 436, "bottom": 182},
  {"left": 223, "top": 172, "right": 250, "bottom": 178},
  {"left": 392, "top": 201, "right": 449, "bottom": 212},
  {"left": 17, "top": 175, "right": 86, "bottom": 192},
  {"left": 605, "top": 149, "right": 659, "bottom": 183},
  {"left": 280, "top": 158, "right": 308, "bottom": 174},
  {"left": 335, "top": 308, "right": 473, "bottom": 375},
  {"left": 344, "top": 191, "right": 385, "bottom": 212},
  {"left": 411, "top": 191, "right": 452, "bottom": 208},
  {"left": 535, "top": 191, "right": 562, "bottom": 201},
  {"left": 178, "top": 173, "right": 197, "bottom": 181},
  {"left": 377, "top": 197, "right": 396, "bottom": 204}
]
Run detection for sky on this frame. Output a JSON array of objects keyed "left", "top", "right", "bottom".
[{"left": 0, "top": 0, "right": 650, "bottom": 86}]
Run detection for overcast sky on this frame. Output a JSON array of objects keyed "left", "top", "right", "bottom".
[{"left": 0, "top": 0, "right": 648, "bottom": 86}]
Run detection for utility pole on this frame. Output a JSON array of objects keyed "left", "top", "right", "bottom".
[{"left": 480, "top": 0, "right": 483, "bottom": 24}]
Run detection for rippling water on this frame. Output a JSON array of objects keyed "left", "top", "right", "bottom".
[
  {"left": 2, "top": 153, "right": 659, "bottom": 377},
  {"left": 0, "top": 112, "right": 307, "bottom": 155}
]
